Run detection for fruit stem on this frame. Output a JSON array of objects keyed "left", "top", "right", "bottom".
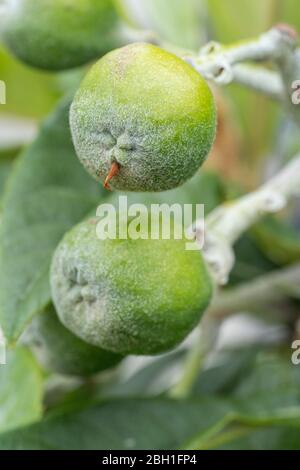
[
  {"left": 169, "top": 316, "right": 221, "bottom": 399},
  {"left": 103, "top": 162, "right": 120, "bottom": 191}
]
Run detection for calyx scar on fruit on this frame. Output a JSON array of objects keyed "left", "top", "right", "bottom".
[
  {"left": 70, "top": 42, "right": 217, "bottom": 192},
  {"left": 50, "top": 216, "right": 213, "bottom": 356},
  {"left": 0, "top": 0, "right": 120, "bottom": 70}
]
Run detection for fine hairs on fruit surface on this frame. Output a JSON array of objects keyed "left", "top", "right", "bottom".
[
  {"left": 0, "top": 0, "right": 120, "bottom": 70},
  {"left": 70, "top": 42, "right": 217, "bottom": 192},
  {"left": 50, "top": 216, "right": 213, "bottom": 356},
  {"left": 28, "top": 304, "right": 123, "bottom": 377}
]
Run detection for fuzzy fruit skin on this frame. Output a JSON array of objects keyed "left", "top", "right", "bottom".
[
  {"left": 28, "top": 305, "right": 123, "bottom": 377},
  {"left": 70, "top": 43, "right": 216, "bottom": 192},
  {"left": 50, "top": 217, "right": 213, "bottom": 356},
  {"left": 1, "top": 0, "right": 119, "bottom": 70}
]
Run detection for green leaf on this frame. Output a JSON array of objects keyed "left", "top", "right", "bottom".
[
  {"left": 0, "top": 160, "right": 13, "bottom": 202},
  {"left": 218, "top": 426, "right": 300, "bottom": 450},
  {"left": 42, "top": 351, "right": 186, "bottom": 414},
  {"left": 0, "top": 147, "right": 19, "bottom": 204},
  {"left": 104, "top": 350, "right": 185, "bottom": 398},
  {"left": 0, "top": 346, "right": 43, "bottom": 434},
  {"left": 193, "top": 348, "right": 259, "bottom": 396},
  {"left": 0, "top": 97, "right": 105, "bottom": 343},
  {"left": 2, "top": 350, "right": 300, "bottom": 450},
  {"left": 229, "top": 234, "right": 276, "bottom": 285},
  {"left": 182, "top": 408, "right": 300, "bottom": 450},
  {"left": 231, "top": 353, "right": 300, "bottom": 413},
  {"left": 252, "top": 216, "right": 300, "bottom": 266},
  {"left": 179, "top": 350, "right": 300, "bottom": 449},
  {"left": 0, "top": 397, "right": 231, "bottom": 450},
  {"left": 200, "top": 353, "right": 300, "bottom": 449},
  {"left": 2, "top": 391, "right": 300, "bottom": 450}
]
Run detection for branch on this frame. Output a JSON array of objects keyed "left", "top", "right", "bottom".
[
  {"left": 193, "top": 155, "right": 300, "bottom": 284},
  {"left": 186, "top": 25, "right": 297, "bottom": 82},
  {"left": 210, "top": 262, "right": 300, "bottom": 319},
  {"left": 183, "top": 25, "right": 300, "bottom": 109},
  {"left": 231, "top": 64, "right": 284, "bottom": 101}
]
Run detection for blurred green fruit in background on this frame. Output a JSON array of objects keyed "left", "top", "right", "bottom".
[
  {"left": 28, "top": 304, "right": 123, "bottom": 377},
  {"left": 0, "top": 0, "right": 120, "bottom": 70}
]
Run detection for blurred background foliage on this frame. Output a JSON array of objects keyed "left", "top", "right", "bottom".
[{"left": 0, "top": 0, "right": 299, "bottom": 450}]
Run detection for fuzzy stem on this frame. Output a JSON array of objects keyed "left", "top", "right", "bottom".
[
  {"left": 195, "top": 154, "right": 300, "bottom": 285},
  {"left": 210, "top": 262, "right": 300, "bottom": 319},
  {"left": 231, "top": 64, "right": 284, "bottom": 101},
  {"left": 169, "top": 316, "right": 221, "bottom": 399},
  {"left": 187, "top": 25, "right": 298, "bottom": 84},
  {"left": 184, "top": 24, "right": 300, "bottom": 115}
]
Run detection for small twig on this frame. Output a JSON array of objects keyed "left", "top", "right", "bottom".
[
  {"left": 186, "top": 25, "right": 298, "bottom": 84},
  {"left": 184, "top": 24, "right": 300, "bottom": 111},
  {"left": 231, "top": 64, "right": 284, "bottom": 101},
  {"left": 194, "top": 154, "right": 300, "bottom": 285}
]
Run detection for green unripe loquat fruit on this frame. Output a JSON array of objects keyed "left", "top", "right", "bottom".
[
  {"left": 70, "top": 43, "right": 217, "bottom": 192},
  {"left": 0, "top": 0, "right": 120, "bottom": 70},
  {"left": 50, "top": 216, "right": 213, "bottom": 355},
  {"left": 28, "top": 304, "right": 123, "bottom": 377}
]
